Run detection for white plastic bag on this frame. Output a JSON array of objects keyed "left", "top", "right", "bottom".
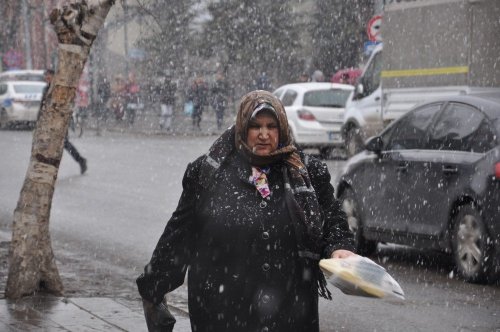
[
  {"left": 184, "top": 101, "right": 193, "bottom": 116},
  {"left": 319, "top": 255, "right": 405, "bottom": 301}
]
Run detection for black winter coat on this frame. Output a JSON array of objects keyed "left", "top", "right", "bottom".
[
  {"left": 137, "top": 152, "right": 354, "bottom": 332},
  {"left": 158, "top": 81, "right": 176, "bottom": 105},
  {"left": 211, "top": 79, "right": 229, "bottom": 112},
  {"left": 188, "top": 83, "right": 208, "bottom": 112}
]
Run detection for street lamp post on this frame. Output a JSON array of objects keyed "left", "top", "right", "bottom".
[
  {"left": 123, "top": 0, "right": 129, "bottom": 79},
  {"left": 22, "top": 0, "right": 33, "bottom": 69}
]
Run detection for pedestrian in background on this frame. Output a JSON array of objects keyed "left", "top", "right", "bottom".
[
  {"left": 125, "top": 72, "right": 140, "bottom": 125},
  {"left": 41, "top": 69, "right": 87, "bottom": 174},
  {"left": 311, "top": 69, "right": 325, "bottom": 82},
  {"left": 136, "top": 90, "right": 355, "bottom": 331},
  {"left": 187, "top": 77, "right": 208, "bottom": 130},
  {"left": 158, "top": 72, "right": 177, "bottom": 131},
  {"left": 255, "top": 71, "right": 272, "bottom": 91},
  {"left": 95, "top": 77, "right": 111, "bottom": 135},
  {"left": 110, "top": 75, "right": 127, "bottom": 120},
  {"left": 211, "top": 71, "right": 229, "bottom": 130},
  {"left": 96, "top": 78, "right": 111, "bottom": 115},
  {"left": 74, "top": 76, "right": 90, "bottom": 134},
  {"left": 298, "top": 71, "right": 310, "bottom": 82}
]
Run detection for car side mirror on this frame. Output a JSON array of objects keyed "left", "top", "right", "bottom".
[
  {"left": 365, "top": 136, "right": 383, "bottom": 154},
  {"left": 354, "top": 83, "right": 364, "bottom": 99}
]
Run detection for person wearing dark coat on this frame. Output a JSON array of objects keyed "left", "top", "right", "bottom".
[
  {"left": 158, "top": 75, "right": 177, "bottom": 131},
  {"left": 211, "top": 71, "right": 229, "bottom": 130},
  {"left": 187, "top": 77, "right": 208, "bottom": 129},
  {"left": 136, "top": 90, "right": 356, "bottom": 332},
  {"left": 96, "top": 78, "right": 111, "bottom": 117}
]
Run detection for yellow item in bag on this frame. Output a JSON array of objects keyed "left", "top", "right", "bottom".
[{"left": 319, "top": 255, "right": 405, "bottom": 300}]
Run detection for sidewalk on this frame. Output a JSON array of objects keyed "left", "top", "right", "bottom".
[
  {"left": 0, "top": 231, "right": 191, "bottom": 331},
  {"left": 0, "top": 296, "right": 192, "bottom": 331}
]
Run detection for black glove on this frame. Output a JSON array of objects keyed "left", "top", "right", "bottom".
[{"left": 142, "top": 299, "right": 176, "bottom": 332}]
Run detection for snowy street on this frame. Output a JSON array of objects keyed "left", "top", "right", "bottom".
[{"left": 0, "top": 130, "right": 498, "bottom": 331}]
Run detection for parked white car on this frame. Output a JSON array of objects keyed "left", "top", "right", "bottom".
[
  {"left": 0, "top": 69, "right": 45, "bottom": 82},
  {"left": 0, "top": 80, "right": 46, "bottom": 128},
  {"left": 273, "top": 82, "right": 354, "bottom": 157}
]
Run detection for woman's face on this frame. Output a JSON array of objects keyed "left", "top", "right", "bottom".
[{"left": 246, "top": 112, "right": 279, "bottom": 156}]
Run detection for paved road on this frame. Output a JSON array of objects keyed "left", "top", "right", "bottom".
[{"left": 0, "top": 130, "right": 499, "bottom": 332}]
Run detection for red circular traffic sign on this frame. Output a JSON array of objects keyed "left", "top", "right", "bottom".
[
  {"left": 367, "top": 15, "right": 383, "bottom": 42},
  {"left": 3, "top": 49, "right": 24, "bottom": 69}
]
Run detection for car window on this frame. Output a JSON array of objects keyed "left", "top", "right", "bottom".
[
  {"left": 468, "top": 119, "right": 497, "bottom": 152},
  {"left": 383, "top": 103, "right": 441, "bottom": 150},
  {"left": 273, "top": 88, "right": 284, "bottom": 99},
  {"left": 281, "top": 89, "right": 297, "bottom": 106},
  {"left": 429, "top": 103, "right": 495, "bottom": 152},
  {"left": 13, "top": 84, "right": 45, "bottom": 94},
  {"left": 360, "top": 51, "right": 382, "bottom": 97},
  {"left": 0, "top": 84, "right": 7, "bottom": 95},
  {"left": 303, "top": 89, "right": 351, "bottom": 107}
]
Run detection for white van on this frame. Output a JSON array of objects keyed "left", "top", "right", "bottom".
[
  {"left": 341, "top": 44, "right": 383, "bottom": 157},
  {"left": 341, "top": 0, "right": 500, "bottom": 158}
]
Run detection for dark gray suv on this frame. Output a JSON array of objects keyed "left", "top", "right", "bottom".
[{"left": 337, "top": 95, "right": 500, "bottom": 283}]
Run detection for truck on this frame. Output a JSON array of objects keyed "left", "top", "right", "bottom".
[{"left": 342, "top": 0, "right": 500, "bottom": 157}]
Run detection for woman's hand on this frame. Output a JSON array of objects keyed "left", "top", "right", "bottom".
[
  {"left": 331, "top": 249, "right": 356, "bottom": 259},
  {"left": 142, "top": 298, "right": 176, "bottom": 331}
]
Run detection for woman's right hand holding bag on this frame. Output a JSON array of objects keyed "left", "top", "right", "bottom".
[{"left": 142, "top": 298, "right": 176, "bottom": 332}]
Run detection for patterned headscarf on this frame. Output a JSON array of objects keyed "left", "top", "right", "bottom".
[{"left": 234, "top": 90, "right": 303, "bottom": 168}]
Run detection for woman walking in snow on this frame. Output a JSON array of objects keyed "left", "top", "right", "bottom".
[{"left": 137, "top": 90, "right": 355, "bottom": 332}]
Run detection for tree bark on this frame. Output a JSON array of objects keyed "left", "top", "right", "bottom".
[{"left": 5, "top": 0, "right": 114, "bottom": 300}]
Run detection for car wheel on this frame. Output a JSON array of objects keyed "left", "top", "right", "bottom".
[
  {"left": 340, "top": 187, "right": 377, "bottom": 256},
  {"left": 345, "top": 127, "right": 364, "bottom": 158},
  {"left": 451, "top": 205, "right": 494, "bottom": 283}
]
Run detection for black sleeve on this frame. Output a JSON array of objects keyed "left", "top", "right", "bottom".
[
  {"left": 136, "top": 157, "right": 203, "bottom": 305},
  {"left": 306, "top": 155, "right": 356, "bottom": 258}
]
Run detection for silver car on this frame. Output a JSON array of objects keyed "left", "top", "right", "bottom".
[
  {"left": 273, "top": 82, "right": 354, "bottom": 157},
  {"left": 0, "top": 80, "right": 46, "bottom": 128}
]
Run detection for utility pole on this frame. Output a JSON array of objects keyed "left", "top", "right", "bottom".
[{"left": 22, "top": 0, "right": 33, "bottom": 69}]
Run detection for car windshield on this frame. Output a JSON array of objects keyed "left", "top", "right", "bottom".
[
  {"left": 13, "top": 84, "right": 45, "bottom": 94},
  {"left": 303, "top": 89, "right": 351, "bottom": 108}
]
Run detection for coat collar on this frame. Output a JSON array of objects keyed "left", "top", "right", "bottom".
[{"left": 198, "top": 126, "right": 236, "bottom": 190}]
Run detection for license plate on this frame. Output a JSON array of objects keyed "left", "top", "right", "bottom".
[{"left": 327, "top": 131, "right": 340, "bottom": 141}]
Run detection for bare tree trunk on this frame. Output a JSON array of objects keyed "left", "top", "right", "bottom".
[{"left": 5, "top": 0, "right": 114, "bottom": 300}]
